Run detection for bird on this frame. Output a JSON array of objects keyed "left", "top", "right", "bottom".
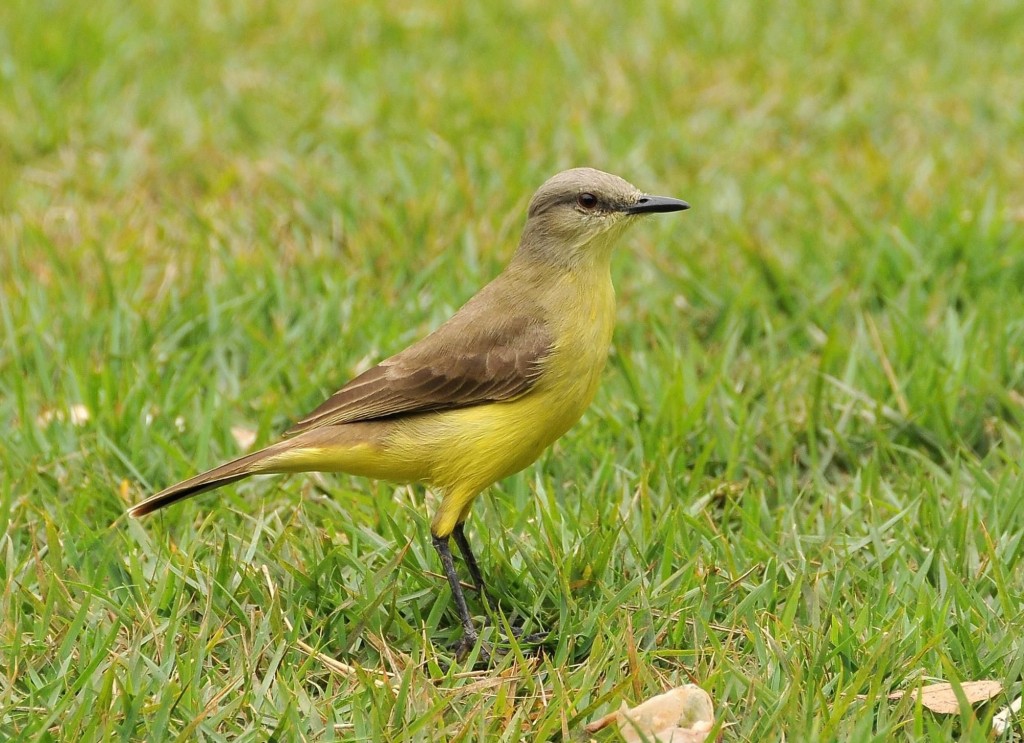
[{"left": 128, "top": 167, "right": 690, "bottom": 656}]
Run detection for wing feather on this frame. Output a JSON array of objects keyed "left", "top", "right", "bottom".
[{"left": 283, "top": 307, "right": 551, "bottom": 436}]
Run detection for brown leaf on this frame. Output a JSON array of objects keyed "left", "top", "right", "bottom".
[
  {"left": 36, "top": 403, "right": 91, "bottom": 427},
  {"left": 584, "top": 685, "right": 715, "bottom": 742},
  {"left": 888, "top": 681, "right": 1002, "bottom": 714},
  {"left": 231, "top": 425, "right": 257, "bottom": 450}
]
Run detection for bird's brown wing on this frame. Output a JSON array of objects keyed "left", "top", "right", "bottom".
[{"left": 283, "top": 311, "right": 552, "bottom": 436}]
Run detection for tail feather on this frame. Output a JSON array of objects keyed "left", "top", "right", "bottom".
[
  {"left": 128, "top": 447, "right": 276, "bottom": 518},
  {"left": 129, "top": 423, "right": 392, "bottom": 518}
]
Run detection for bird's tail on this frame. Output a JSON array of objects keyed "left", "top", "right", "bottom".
[
  {"left": 127, "top": 444, "right": 283, "bottom": 518},
  {"left": 128, "top": 422, "right": 396, "bottom": 518}
]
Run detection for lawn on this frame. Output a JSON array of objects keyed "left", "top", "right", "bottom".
[{"left": 3, "top": 0, "right": 1024, "bottom": 740}]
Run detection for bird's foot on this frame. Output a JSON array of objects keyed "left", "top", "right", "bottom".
[
  {"left": 448, "top": 622, "right": 550, "bottom": 666},
  {"left": 499, "top": 624, "right": 552, "bottom": 657},
  {"left": 511, "top": 627, "right": 551, "bottom": 645},
  {"left": 449, "top": 631, "right": 495, "bottom": 666},
  {"left": 481, "top": 602, "right": 551, "bottom": 647}
]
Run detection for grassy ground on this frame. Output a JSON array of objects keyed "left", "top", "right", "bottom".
[{"left": 3, "top": 0, "right": 1024, "bottom": 740}]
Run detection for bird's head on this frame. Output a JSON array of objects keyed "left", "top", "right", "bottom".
[{"left": 517, "top": 167, "right": 689, "bottom": 268}]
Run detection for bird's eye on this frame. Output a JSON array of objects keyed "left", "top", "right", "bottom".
[{"left": 577, "top": 192, "right": 598, "bottom": 210}]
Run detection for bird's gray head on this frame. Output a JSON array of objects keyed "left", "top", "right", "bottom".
[{"left": 517, "top": 167, "right": 689, "bottom": 267}]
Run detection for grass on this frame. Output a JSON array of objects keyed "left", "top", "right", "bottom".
[{"left": 3, "top": 0, "right": 1024, "bottom": 739}]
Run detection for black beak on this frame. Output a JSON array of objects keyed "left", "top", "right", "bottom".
[{"left": 623, "top": 195, "right": 691, "bottom": 214}]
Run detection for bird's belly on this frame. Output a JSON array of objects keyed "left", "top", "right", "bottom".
[{"left": 386, "top": 379, "right": 599, "bottom": 493}]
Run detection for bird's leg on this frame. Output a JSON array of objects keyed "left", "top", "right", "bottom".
[
  {"left": 450, "top": 523, "right": 548, "bottom": 647},
  {"left": 431, "top": 534, "right": 481, "bottom": 659},
  {"left": 451, "top": 522, "right": 488, "bottom": 596},
  {"left": 452, "top": 523, "right": 508, "bottom": 621}
]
